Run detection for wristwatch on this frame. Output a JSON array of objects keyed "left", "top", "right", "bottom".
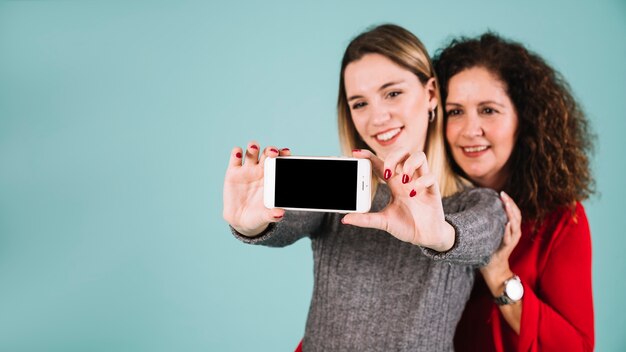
[{"left": 494, "top": 274, "right": 524, "bottom": 305}]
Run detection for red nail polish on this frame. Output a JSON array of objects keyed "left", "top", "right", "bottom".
[
  {"left": 409, "top": 189, "right": 417, "bottom": 197},
  {"left": 250, "top": 145, "right": 259, "bottom": 150},
  {"left": 270, "top": 148, "right": 279, "bottom": 154},
  {"left": 235, "top": 152, "right": 242, "bottom": 158},
  {"left": 402, "top": 174, "right": 409, "bottom": 184},
  {"left": 273, "top": 215, "right": 283, "bottom": 219},
  {"left": 352, "top": 149, "right": 361, "bottom": 153},
  {"left": 384, "top": 169, "right": 391, "bottom": 180},
  {"left": 281, "top": 148, "right": 290, "bottom": 152}
]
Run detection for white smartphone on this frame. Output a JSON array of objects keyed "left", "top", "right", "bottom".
[{"left": 264, "top": 156, "right": 372, "bottom": 213}]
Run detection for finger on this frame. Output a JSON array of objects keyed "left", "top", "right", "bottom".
[
  {"left": 259, "top": 145, "right": 280, "bottom": 165},
  {"left": 501, "top": 222, "right": 512, "bottom": 246},
  {"left": 401, "top": 152, "right": 427, "bottom": 184},
  {"left": 352, "top": 149, "right": 385, "bottom": 180},
  {"left": 500, "top": 192, "right": 523, "bottom": 247},
  {"left": 341, "top": 212, "right": 388, "bottom": 232},
  {"left": 244, "top": 141, "right": 261, "bottom": 166},
  {"left": 508, "top": 204, "right": 523, "bottom": 244},
  {"left": 267, "top": 208, "right": 286, "bottom": 223},
  {"left": 228, "top": 147, "right": 244, "bottom": 168},
  {"left": 500, "top": 191, "right": 522, "bottom": 228},
  {"left": 383, "top": 149, "right": 411, "bottom": 181},
  {"left": 411, "top": 151, "right": 430, "bottom": 179},
  {"left": 408, "top": 172, "right": 436, "bottom": 198},
  {"left": 279, "top": 147, "right": 292, "bottom": 156},
  {"left": 409, "top": 153, "right": 437, "bottom": 195}
]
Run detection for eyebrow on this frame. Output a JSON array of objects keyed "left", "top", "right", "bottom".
[
  {"left": 445, "top": 100, "right": 506, "bottom": 108},
  {"left": 347, "top": 80, "right": 405, "bottom": 102}
]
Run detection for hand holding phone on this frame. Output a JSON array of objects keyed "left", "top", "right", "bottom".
[
  {"left": 222, "top": 142, "right": 290, "bottom": 237},
  {"left": 264, "top": 156, "right": 372, "bottom": 213}
]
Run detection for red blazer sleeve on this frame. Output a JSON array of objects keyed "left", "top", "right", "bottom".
[{"left": 518, "top": 203, "right": 594, "bottom": 351}]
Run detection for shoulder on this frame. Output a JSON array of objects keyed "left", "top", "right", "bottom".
[
  {"left": 544, "top": 201, "right": 589, "bottom": 228},
  {"left": 539, "top": 201, "right": 591, "bottom": 248},
  {"left": 442, "top": 187, "right": 500, "bottom": 211}
]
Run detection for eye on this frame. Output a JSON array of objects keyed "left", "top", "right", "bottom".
[
  {"left": 352, "top": 101, "right": 367, "bottom": 110},
  {"left": 387, "top": 91, "right": 402, "bottom": 99},
  {"left": 481, "top": 107, "right": 497, "bottom": 115},
  {"left": 446, "top": 109, "right": 462, "bottom": 117}
]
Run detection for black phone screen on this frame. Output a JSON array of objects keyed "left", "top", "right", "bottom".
[{"left": 274, "top": 158, "right": 358, "bottom": 211}]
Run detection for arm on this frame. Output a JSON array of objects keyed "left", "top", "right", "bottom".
[
  {"left": 342, "top": 149, "right": 505, "bottom": 258},
  {"left": 231, "top": 210, "right": 326, "bottom": 247},
  {"left": 480, "top": 191, "right": 523, "bottom": 333},
  {"left": 421, "top": 187, "right": 507, "bottom": 265},
  {"left": 481, "top": 202, "right": 594, "bottom": 351},
  {"left": 517, "top": 203, "right": 594, "bottom": 351}
]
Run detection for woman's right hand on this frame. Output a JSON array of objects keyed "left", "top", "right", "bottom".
[
  {"left": 222, "top": 142, "right": 291, "bottom": 237},
  {"left": 479, "top": 191, "right": 523, "bottom": 289},
  {"left": 342, "top": 149, "right": 455, "bottom": 252}
]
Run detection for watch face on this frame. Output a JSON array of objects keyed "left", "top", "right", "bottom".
[{"left": 505, "top": 279, "right": 524, "bottom": 301}]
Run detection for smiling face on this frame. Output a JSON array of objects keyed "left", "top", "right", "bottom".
[
  {"left": 445, "top": 67, "right": 518, "bottom": 190},
  {"left": 343, "top": 53, "right": 437, "bottom": 159}
]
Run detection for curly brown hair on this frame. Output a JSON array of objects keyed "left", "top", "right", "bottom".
[{"left": 433, "top": 33, "right": 595, "bottom": 221}]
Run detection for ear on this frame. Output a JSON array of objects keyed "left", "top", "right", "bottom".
[{"left": 425, "top": 77, "right": 438, "bottom": 111}]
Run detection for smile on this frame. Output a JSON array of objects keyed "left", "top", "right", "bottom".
[
  {"left": 375, "top": 128, "right": 402, "bottom": 142},
  {"left": 462, "top": 145, "right": 489, "bottom": 153}
]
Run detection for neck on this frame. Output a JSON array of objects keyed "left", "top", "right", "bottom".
[{"left": 474, "top": 169, "right": 509, "bottom": 192}]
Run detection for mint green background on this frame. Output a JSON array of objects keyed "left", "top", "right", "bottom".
[{"left": 0, "top": 1, "right": 624, "bottom": 351}]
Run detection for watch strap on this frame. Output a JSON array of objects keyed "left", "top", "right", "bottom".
[{"left": 493, "top": 274, "right": 522, "bottom": 306}]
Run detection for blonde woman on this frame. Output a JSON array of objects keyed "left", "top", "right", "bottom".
[{"left": 223, "top": 24, "right": 506, "bottom": 351}]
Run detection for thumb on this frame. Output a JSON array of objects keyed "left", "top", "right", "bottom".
[
  {"left": 266, "top": 208, "right": 286, "bottom": 223},
  {"left": 342, "top": 212, "right": 388, "bottom": 232}
]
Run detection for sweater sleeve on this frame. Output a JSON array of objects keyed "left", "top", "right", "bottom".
[
  {"left": 421, "top": 187, "right": 506, "bottom": 266},
  {"left": 230, "top": 210, "right": 326, "bottom": 247},
  {"left": 518, "top": 203, "right": 594, "bottom": 351}
]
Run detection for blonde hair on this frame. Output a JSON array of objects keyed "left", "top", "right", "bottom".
[{"left": 337, "top": 24, "right": 466, "bottom": 197}]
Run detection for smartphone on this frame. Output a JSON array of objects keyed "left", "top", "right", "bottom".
[{"left": 264, "top": 156, "right": 372, "bottom": 213}]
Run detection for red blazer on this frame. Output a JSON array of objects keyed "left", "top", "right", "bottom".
[{"left": 454, "top": 202, "right": 594, "bottom": 351}]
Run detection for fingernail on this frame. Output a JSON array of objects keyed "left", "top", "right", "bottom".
[
  {"left": 384, "top": 169, "right": 391, "bottom": 180},
  {"left": 352, "top": 149, "right": 361, "bottom": 153},
  {"left": 273, "top": 215, "right": 283, "bottom": 219},
  {"left": 341, "top": 217, "right": 346, "bottom": 224},
  {"left": 281, "top": 148, "right": 290, "bottom": 152},
  {"left": 409, "top": 189, "right": 417, "bottom": 197},
  {"left": 500, "top": 191, "right": 508, "bottom": 199},
  {"left": 235, "top": 152, "right": 242, "bottom": 158},
  {"left": 250, "top": 145, "right": 259, "bottom": 150},
  {"left": 270, "top": 148, "right": 279, "bottom": 154},
  {"left": 402, "top": 174, "right": 409, "bottom": 184}
]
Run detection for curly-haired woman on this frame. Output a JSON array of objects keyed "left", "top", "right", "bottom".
[{"left": 434, "top": 33, "right": 595, "bottom": 351}]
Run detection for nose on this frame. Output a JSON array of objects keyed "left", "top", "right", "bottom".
[
  {"left": 460, "top": 113, "right": 484, "bottom": 138},
  {"left": 369, "top": 102, "right": 391, "bottom": 126}
]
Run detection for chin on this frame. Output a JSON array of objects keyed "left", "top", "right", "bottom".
[{"left": 463, "top": 170, "right": 488, "bottom": 183}]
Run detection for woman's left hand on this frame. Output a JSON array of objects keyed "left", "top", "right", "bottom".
[
  {"left": 480, "top": 191, "right": 523, "bottom": 283},
  {"left": 341, "top": 149, "right": 455, "bottom": 252}
]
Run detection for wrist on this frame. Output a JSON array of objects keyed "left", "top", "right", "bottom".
[
  {"left": 482, "top": 267, "right": 515, "bottom": 297},
  {"left": 426, "top": 222, "right": 456, "bottom": 252},
  {"left": 493, "top": 274, "right": 524, "bottom": 305},
  {"left": 235, "top": 223, "right": 269, "bottom": 238}
]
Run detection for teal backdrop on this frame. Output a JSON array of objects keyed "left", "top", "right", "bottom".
[{"left": 1, "top": 0, "right": 625, "bottom": 351}]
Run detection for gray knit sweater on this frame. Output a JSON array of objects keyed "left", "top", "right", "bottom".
[{"left": 232, "top": 186, "right": 506, "bottom": 351}]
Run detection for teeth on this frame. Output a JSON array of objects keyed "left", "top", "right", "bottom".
[
  {"left": 463, "top": 146, "right": 488, "bottom": 152},
  {"left": 376, "top": 128, "right": 401, "bottom": 141}
]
